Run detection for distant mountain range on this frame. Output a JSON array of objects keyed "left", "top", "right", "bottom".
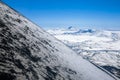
[{"left": 47, "top": 27, "right": 120, "bottom": 79}]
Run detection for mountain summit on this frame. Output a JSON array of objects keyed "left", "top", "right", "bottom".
[{"left": 0, "top": 1, "right": 118, "bottom": 80}]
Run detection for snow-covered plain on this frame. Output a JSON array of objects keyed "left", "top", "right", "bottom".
[
  {"left": 47, "top": 27, "right": 120, "bottom": 78},
  {"left": 48, "top": 28, "right": 120, "bottom": 50}
]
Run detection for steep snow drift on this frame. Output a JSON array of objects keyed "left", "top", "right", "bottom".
[{"left": 0, "top": 2, "right": 118, "bottom": 80}]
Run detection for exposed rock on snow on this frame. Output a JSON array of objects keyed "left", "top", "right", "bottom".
[{"left": 0, "top": 1, "right": 118, "bottom": 80}]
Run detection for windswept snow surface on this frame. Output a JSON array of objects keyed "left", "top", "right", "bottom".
[
  {"left": 47, "top": 27, "right": 120, "bottom": 79},
  {"left": 0, "top": 2, "right": 118, "bottom": 80}
]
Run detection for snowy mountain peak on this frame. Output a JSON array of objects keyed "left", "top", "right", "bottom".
[{"left": 0, "top": 2, "right": 119, "bottom": 80}]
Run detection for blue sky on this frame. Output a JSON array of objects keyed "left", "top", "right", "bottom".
[{"left": 3, "top": 0, "right": 120, "bottom": 30}]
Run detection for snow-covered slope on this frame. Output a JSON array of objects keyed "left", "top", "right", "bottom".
[
  {"left": 0, "top": 2, "right": 119, "bottom": 80},
  {"left": 47, "top": 27, "right": 120, "bottom": 79}
]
